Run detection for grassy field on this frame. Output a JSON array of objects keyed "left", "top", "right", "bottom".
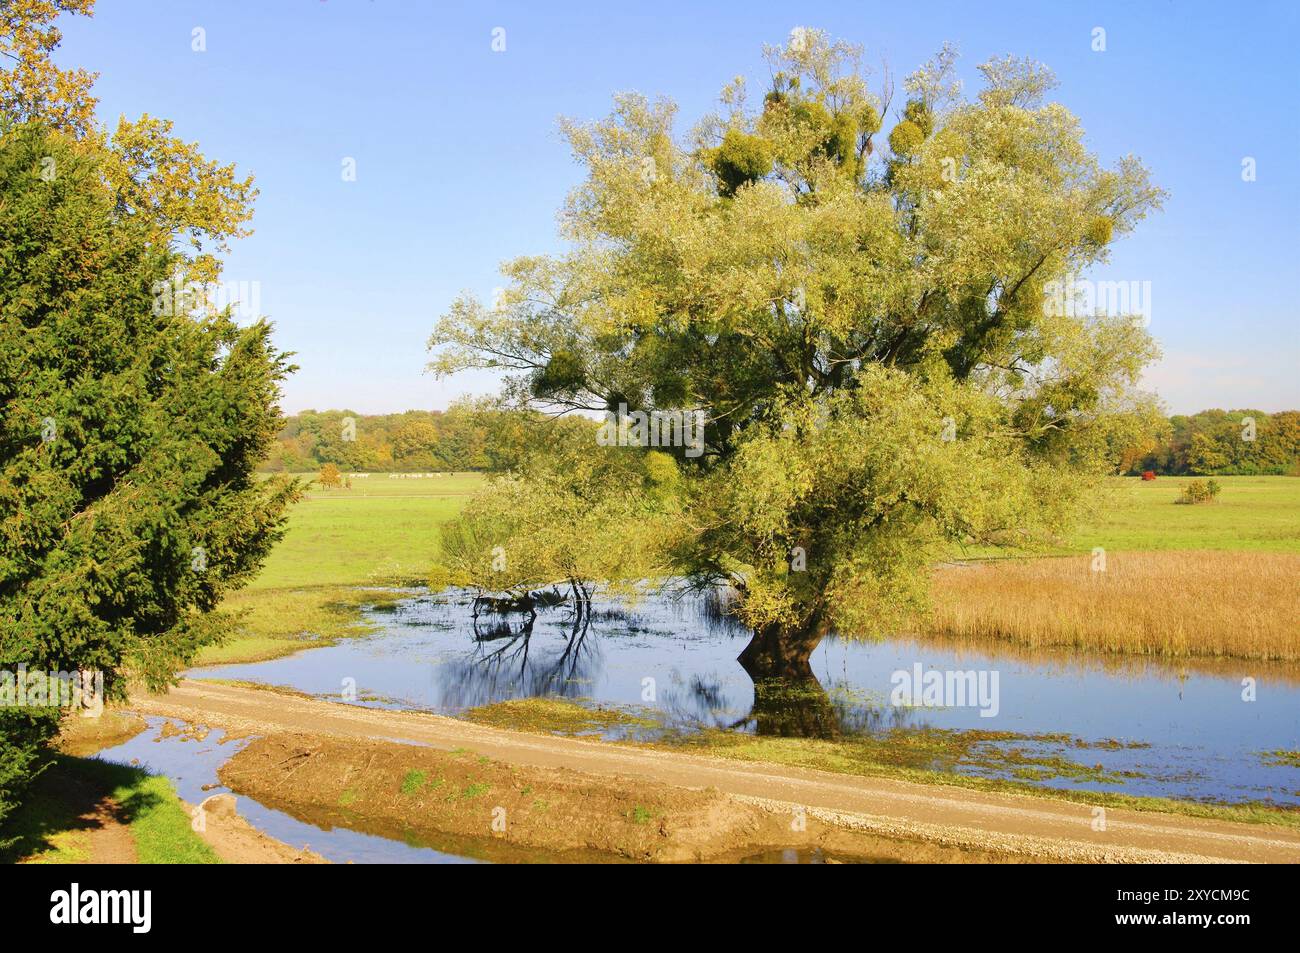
[
  {"left": 1065, "top": 476, "right": 1300, "bottom": 554},
  {"left": 250, "top": 472, "right": 483, "bottom": 589},
  {"left": 202, "top": 473, "right": 1298, "bottom": 666},
  {"left": 249, "top": 474, "right": 1298, "bottom": 588},
  {"left": 954, "top": 475, "right": 1300, "bottom": 557},
  {"left": 197, "top": 473, "right": 483, "bottom": 665}
]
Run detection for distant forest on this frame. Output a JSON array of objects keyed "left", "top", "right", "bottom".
[
  {"left": 261, "top": 406, "right": 1300, "bottom": 476},
  {"left": 259, "top": 405, "right": 591, "bottom": 473},
  {"left": 1126, "top": 409, "right": 1299, "bottom": 476}
]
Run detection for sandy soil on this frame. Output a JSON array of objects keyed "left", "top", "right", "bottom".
[
  {"left": 13, "top": 761, "right": 138, "bottom": 865},
  {"left": 184, "top": 794, "right": 328, "bottom": 864},
  {"left": 129, "top": 679, "right": 1300, "bottom": 863},
  {"left": 220, "top": 732, "right": 1019, "bottom": 862}
]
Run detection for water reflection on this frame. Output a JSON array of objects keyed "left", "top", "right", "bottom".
[
  {"left": 440, "top": 599, "right": 604, "bottom": 709},
  {"left": 191, "top": 585, "right": 1300, "bottom": 805},
  {"left": 456, "top": 588, "right": 868, "bottom": 739}
]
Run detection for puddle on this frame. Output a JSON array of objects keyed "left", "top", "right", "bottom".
[
  {"left": 190, "top": 587, "right": 1300, "bottom": 807},
  {"left": 95, "top": 718, "right": 481, "bottom": 863}
]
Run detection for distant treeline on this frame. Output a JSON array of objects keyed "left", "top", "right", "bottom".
[
  {"left": 262, "top": 406, "right": 1300, "bottom": 477},
  {"left": 259, "top": 405, "right": 592, "bottom": 473},
  {"left": 1124, "top": 409, "right": 1299, "bottom": 476}
]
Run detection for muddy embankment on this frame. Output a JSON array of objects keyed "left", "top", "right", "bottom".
[{"left": 219, "top": 732, "right": 1028, "bottom": 863}]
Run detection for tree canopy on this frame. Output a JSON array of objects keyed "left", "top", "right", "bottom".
[
  {"left": 258, "top": 404, "right": 595, "bottom": 474},
  {"left": 0, "top": 1, "right": 292, "bottom": 830},
  {"left": 1133, "top": 409, "right": 1300, "bottom": 476},
  {"left": 429, "top": 30, "right": 1167, "bottom": 673}
]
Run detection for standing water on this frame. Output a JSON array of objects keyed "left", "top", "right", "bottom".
[{"left": 190, "top": 587, "right": 1300, "bottom": 807}]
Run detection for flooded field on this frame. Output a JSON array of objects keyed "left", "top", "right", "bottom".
[{"left": 189, "top": 587, "right": 1300, "bottom": 807}]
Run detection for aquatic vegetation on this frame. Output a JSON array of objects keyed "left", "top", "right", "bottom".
[
  {"left": 1261, "top": 750, "right": 1300, "bottom": 768},
  {"left": 465, "top": 698, "right": 663, "bottom": 738}
]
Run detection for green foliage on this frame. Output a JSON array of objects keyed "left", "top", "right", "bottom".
[
  {"left": 681, "top": 366, "right": 1083, "bottom": 637},
  {"left": 260, "top": 404, "right": 585, "bottom": 473},
  {"left": 857, "top": 102, "right": 882, "bottom": 136},
  {"left": 0, "top": 1, "right": 97, "bottom": 136},
  {"left": 429, "top": 29, "right": 1166, "bottom": 645},
  {"left": 704, "top": 128, "right": 773, "bottom": 197},
  {"left": 533, "top": 346, "right": 588, "bottom": 397},
  {"left": 757, "top": 77, "right": 868, "bottom": 181},
  {"left": 888, "top": 119, "right": 924, "bottom": 157},
  {"left": 902, "top": 99, "right": 934, "bottom": 137},
  {"left": 391, "top": 419, "right": 439, "bottom": 461},
  {"left": 0, "top": 708, "right": 57, "bottom": 848},
  {"left": 432, "top": 420, "right": 678, "bottom": 597},
  {"left": 1086, "top": 215, "right": 1114, "bottom": 246},
  {"left": 0, "top": 122, "right": 294, "bottom": 825},
  {"left": 1130, "top": 410, "right": 1300, "bottom": 476},
  {"left": 1176, "top": 479, "right": 1221, "bottom": 505},
  {"left": 1, "top": 4, "right": 283, "bottom": 827}
]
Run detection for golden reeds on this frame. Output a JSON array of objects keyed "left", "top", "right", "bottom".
[{"left": 927, "top": 551, "right": 1300, "bottom": 662}]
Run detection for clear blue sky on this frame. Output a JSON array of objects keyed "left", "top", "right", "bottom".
[{"left": 58, "top": 0, "right": 1298, "bottom": 415}]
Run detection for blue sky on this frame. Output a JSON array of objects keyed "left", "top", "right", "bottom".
[{"left": 58, "top": 0, "right": 1298, "bottom": 415}]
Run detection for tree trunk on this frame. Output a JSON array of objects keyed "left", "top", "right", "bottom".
[
  {"left": 737, "top": 618, "right": 840, "bottom": 739},
  {"left": 736, "top": 621, "right": 823, "bottom": 680}
]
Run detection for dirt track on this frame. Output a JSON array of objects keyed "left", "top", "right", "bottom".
[{"left": 132, "top": 679, "right": 1300, "bottom": 863}]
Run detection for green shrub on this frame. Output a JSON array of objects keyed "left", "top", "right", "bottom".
[
  {"left": 888, "top": 119, "right": 924, "bottom": 157},
  {"left": 0, "top": 710, "right": 59, "bottom": 846},
  {"left": 1176, "top": 479, "right": 1221, "bottom": 505},
  {"left": 705, "top": 128, "right": 773, "bottom": 197}
]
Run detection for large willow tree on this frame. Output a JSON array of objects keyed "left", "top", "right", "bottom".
[{"left": 429, "top": 32, "right": 1164, "bottom": 689}]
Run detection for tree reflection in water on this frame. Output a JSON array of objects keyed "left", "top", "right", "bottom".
[
  {"left": 434, "top": 598, "right": 602, "bottom": 711},
  {"left": 433, "top": 585, "right": 899, "bottom": 741}
]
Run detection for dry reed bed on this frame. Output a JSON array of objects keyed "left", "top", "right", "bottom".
[{"left": 927, "top": 551, "right": 1300, "bottom": 662}]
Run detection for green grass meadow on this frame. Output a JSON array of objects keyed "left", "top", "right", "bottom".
[
  {"left": 1076, "top": 476, "right": 1300, "bottom": 553},
  {"left": 199, "top": 473, "right": 483, "bottom": 664},
  {"left": 251, "top": 472, "right": 484, "bottom": 589},
  {"left": 258, "top": 473, "right": 1298, "bottom": 588},
  {"left": 958, "top": 475, "right": 1300, "bottom": 559},
  {"left": 202, "top": 472, "right": 1298, "bottom": 666}
]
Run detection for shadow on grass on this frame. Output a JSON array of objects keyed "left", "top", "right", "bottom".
[{"left": 0, "top": 755, "right": 168, "bottom": 864}]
